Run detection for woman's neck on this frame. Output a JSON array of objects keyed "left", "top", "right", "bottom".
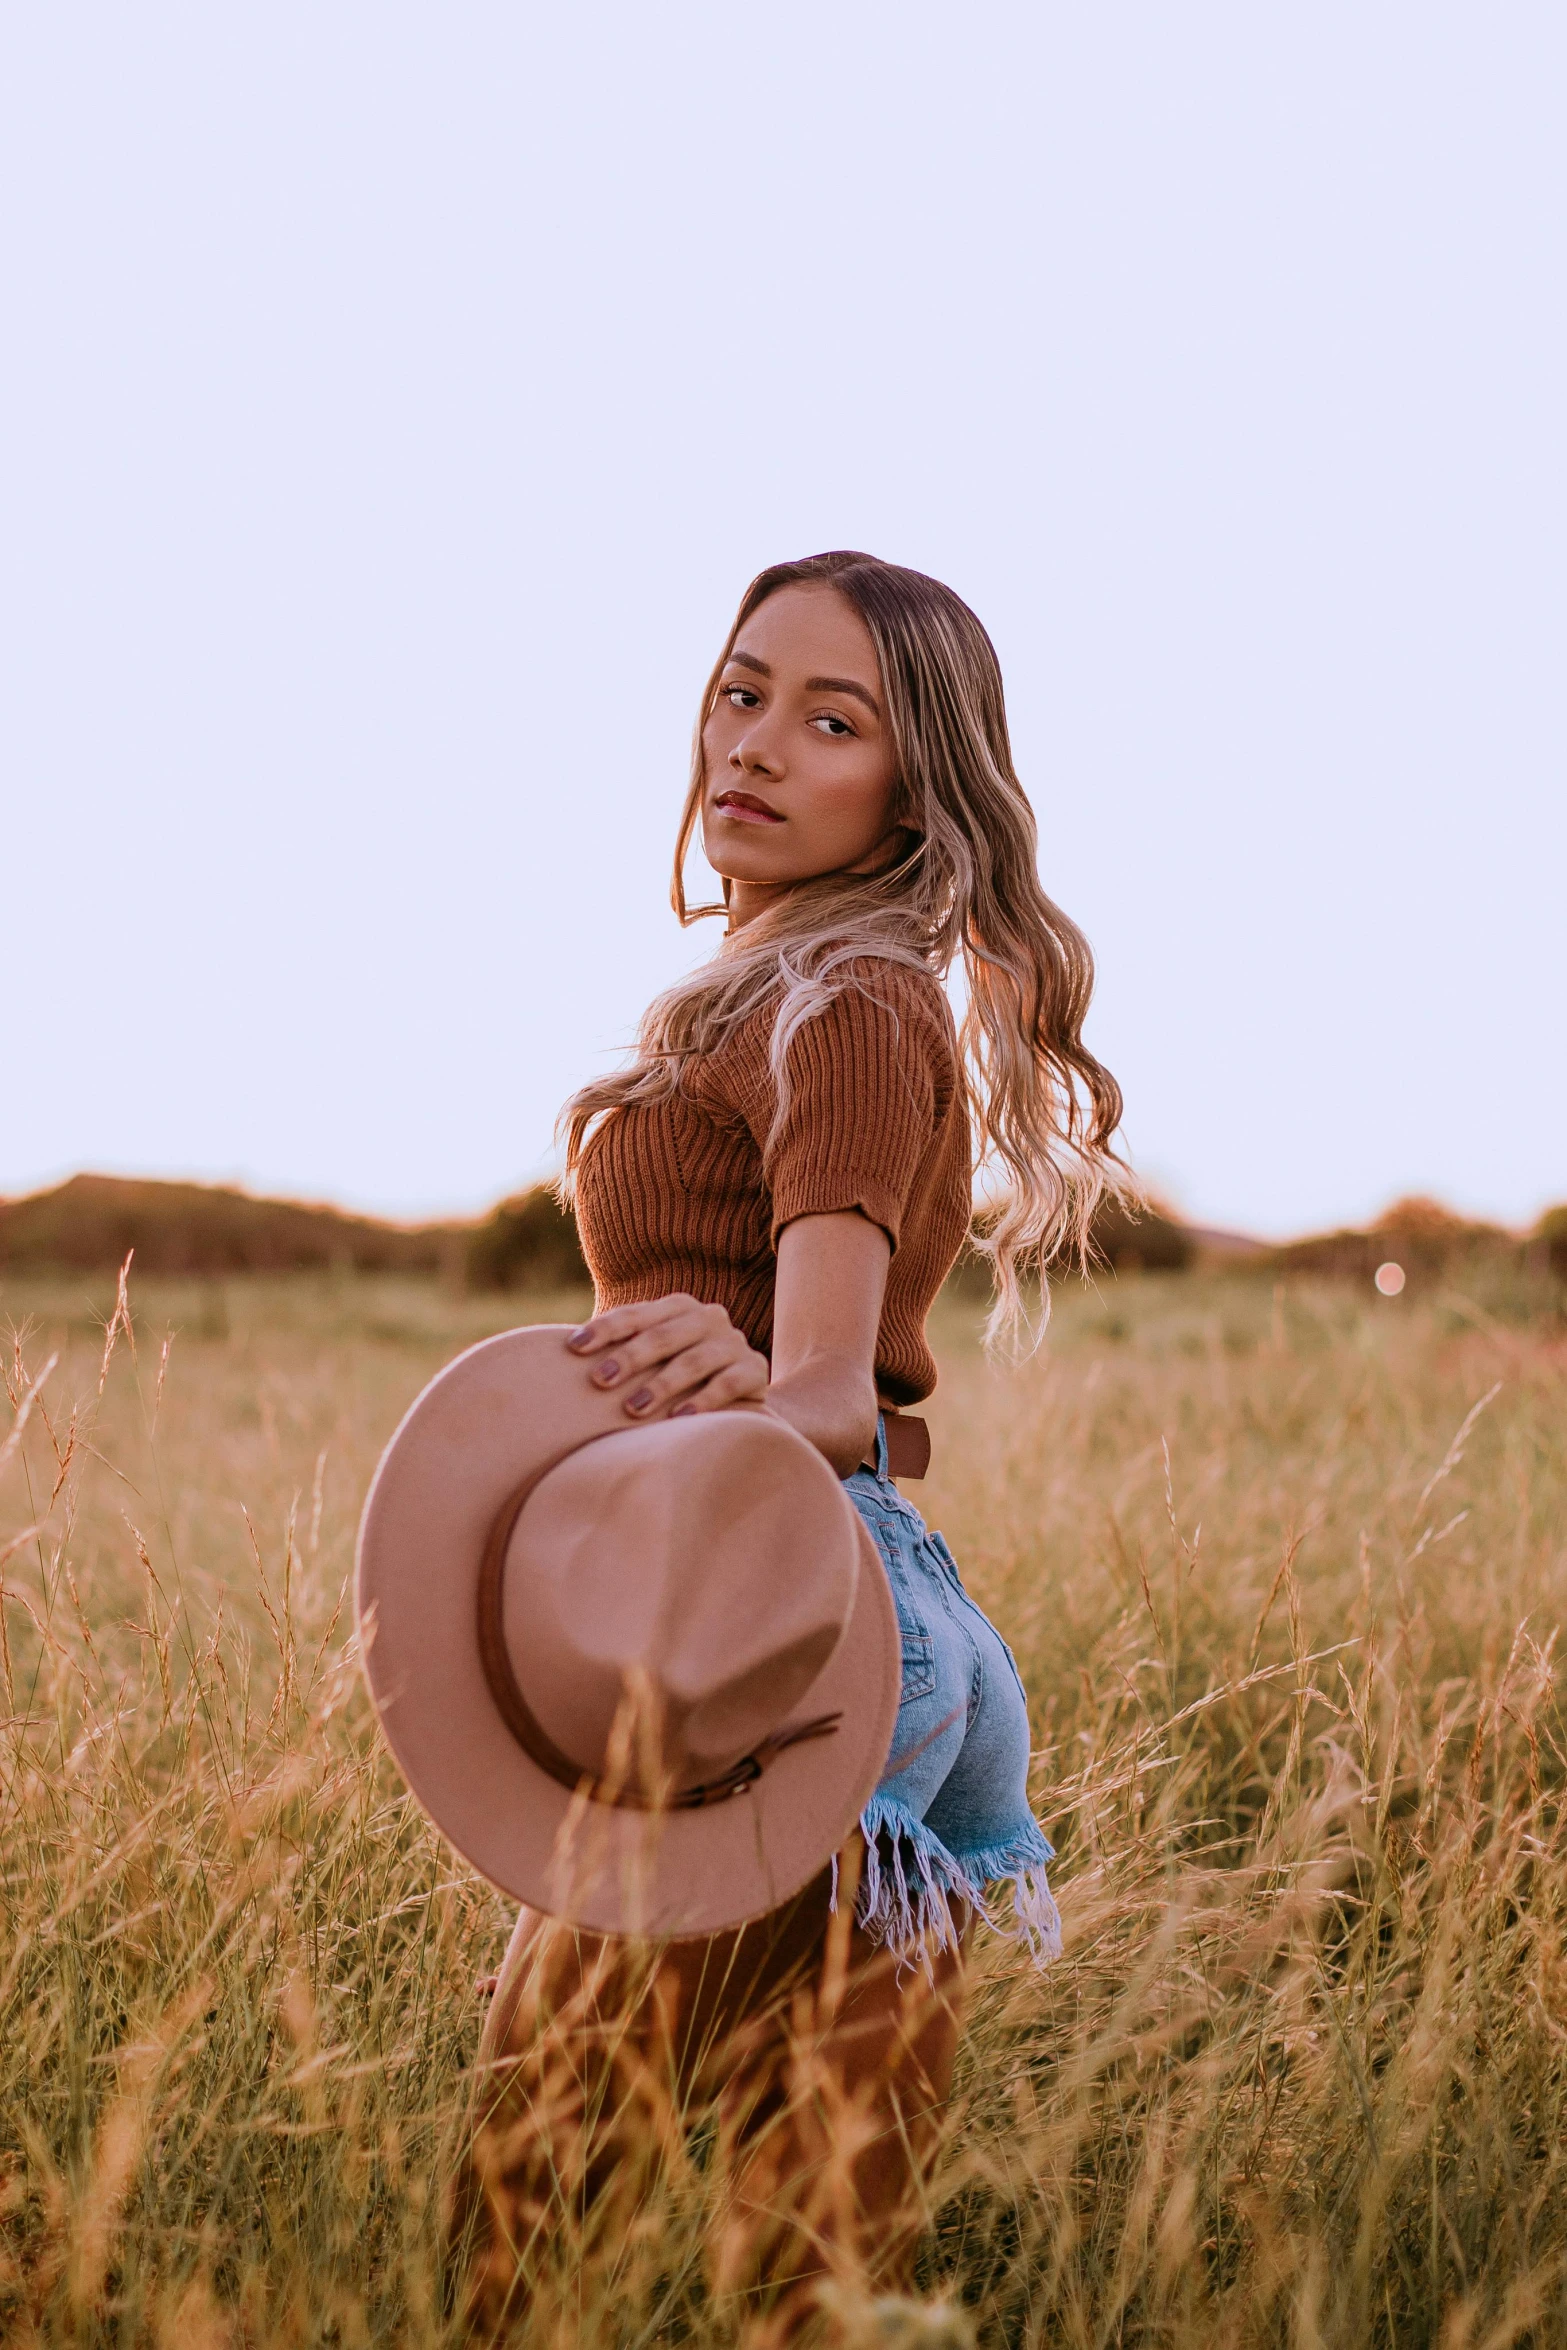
[
  {"left": 724, "top": 878, "right": 793, "bottom": 934},
  {"left": 724, "top": 832, "right": 913, "bottom": 935}
]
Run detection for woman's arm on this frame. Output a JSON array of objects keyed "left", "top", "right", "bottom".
[
  {"left": 768, "top": 1209, "right": 889, "bottom": 1476},
  {"left": 563, "top": 1209, "right": 889, "bottom": 1478}
]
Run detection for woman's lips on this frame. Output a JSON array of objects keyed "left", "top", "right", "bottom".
[{"left": 713, "top": 790, "right": 785, "bottom": 825}]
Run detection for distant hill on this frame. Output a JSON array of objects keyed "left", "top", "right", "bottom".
[
  {"left": 0, "top": 1174, "right": 586, "bottom": 1291},
  {"left": 943, "top": 1193, "right": 1200, "bottom": 1294},
  {"left": 1085, "top": 1195, "right": 1196, "bottom": 1272},
  {"left": 0, "top": 1174, "right": 462, "bottom": 1277},
  {"left": 1183, "top": 1224, "right": 1271, "bottom": 1263},
  {"left": 1260, "top": 1195, "right": 1517, "bottom": 1283},
  {"left": 3, "top": 1173, "right": 1561, "bottom": 1298}
]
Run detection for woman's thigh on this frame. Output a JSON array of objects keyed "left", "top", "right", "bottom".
[
  {"left": 845, "top": 1474, "right": 975, "bottom": 1819},
  {"left": 459, "top": 1845, "right": 971, "bottom": 2331},
  {"left": 476, "top": 1866, "right": 837, "bottom": 2098},
  {"left": 921, "top": 1582, "right": 1036, "bottom": 1856}
]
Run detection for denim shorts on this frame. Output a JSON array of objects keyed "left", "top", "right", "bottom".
[{"left": 842, "top": 1420, "right": 1061, "bottom": 1967}]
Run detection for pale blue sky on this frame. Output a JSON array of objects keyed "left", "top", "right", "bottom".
[{"left": 3, "top": 6, "right": 1562, "bottom": 1237}]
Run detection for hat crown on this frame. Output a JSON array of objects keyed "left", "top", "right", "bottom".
[{"left": 502, "top": 1414, "right": 858, "bottom": 1794}]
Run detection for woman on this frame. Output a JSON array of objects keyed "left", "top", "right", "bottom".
[{"left": 460, "top": 552, "right": 1122, "bottom": 2340}]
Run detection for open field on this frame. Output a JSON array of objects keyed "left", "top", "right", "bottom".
[{"left": 2, "top": 1265, "right": 1565, "bottom": 2347}]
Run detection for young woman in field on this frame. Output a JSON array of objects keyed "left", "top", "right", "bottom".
[{"left": 460, "top": 552, "right": 1122, "bottom": 2338}]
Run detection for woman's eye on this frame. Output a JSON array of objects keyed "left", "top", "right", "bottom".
[
  {"left": 723, "top": 685, "right": 761, "bottom": 709},
  {"left": 811, "top": 714, "right": 854, "bottom": 737}
]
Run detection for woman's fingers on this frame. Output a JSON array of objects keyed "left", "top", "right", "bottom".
[
  {"left": 619, "top": 1334, "right": 768, "bottom": 1418},
  {"left": 668, "top": 1359, "right": 772, "bottom": 1416},
  {"left": 580, "top": 1309, "right": 716, "bottom": 1389},
  {"left": 568, "top": 1300, "right": 725, "bottom": 1383},
  {"left": 564, "top": 1297, "right": 767, "bottom": 1418},
  {"left": 564, "top": 1303, "right": 661, "bottom": 1356},
  {"left": 565, "top": 1295, "right": 701, "bottom": 1363}
]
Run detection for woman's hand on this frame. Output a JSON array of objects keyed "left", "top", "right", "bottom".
[{"left": 565, "top": 1295, "right": 770, "bottom": 1420}]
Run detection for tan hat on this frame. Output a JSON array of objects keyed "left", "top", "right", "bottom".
[{"left": 354, "top": 1325, "right": 901, "bottom": 1938}]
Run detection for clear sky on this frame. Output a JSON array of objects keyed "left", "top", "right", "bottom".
[{"left": 3, "top": 6, "right": 1562, "bottom": 1238}]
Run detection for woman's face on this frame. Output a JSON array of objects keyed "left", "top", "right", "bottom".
[{"left": 700, "top": 584, "right": 900, "bottom": 906}]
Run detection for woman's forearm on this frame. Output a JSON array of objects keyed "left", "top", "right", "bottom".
[
  {"left": 770, "top": 1211, "right": 891, "bottom": 1477},
  {"left": 767, "top": 1351, "right": 879, "bottom": 1480}
]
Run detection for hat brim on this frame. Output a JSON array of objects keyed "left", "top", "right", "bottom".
[{"left": 354, "top": 1325, "right": 902, "bottom": 1938}]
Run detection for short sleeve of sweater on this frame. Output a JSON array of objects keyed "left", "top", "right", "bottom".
[{"left": 757, "top": 974, "right": 953, "bottom": 1252}]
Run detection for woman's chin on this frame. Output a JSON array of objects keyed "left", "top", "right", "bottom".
[
  {"left": 708, "top": 848, "right": 867, "bottom": 893},
  {"left": 706, "top": 853, "right": 807, "bottom": 891}
]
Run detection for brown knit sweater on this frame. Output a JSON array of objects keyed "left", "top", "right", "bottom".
[{"left": 574, "top": 960, "right": 972, "bottom": 1404}]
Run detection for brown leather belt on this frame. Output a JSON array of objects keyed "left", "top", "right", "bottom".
[{"left": 862, "top": 1408, "right": 931, "bottom": 1482}]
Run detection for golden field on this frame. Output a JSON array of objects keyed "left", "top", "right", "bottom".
[{"left": 1, "top": 1263, "right": 1565, "bottom": 2348}]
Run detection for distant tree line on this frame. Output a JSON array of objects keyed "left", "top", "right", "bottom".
[
  {"left": 1259, "top": 1194, "right": 1567, "bottom": 1287},
  {"left": 1, "top": 1173, "right": 1562, "bottom": 1296},
  {"left": 0, "top": 1173, "right": 587, "bottom": 1291},
  {"left": 0, "top": 1175, "right": 462, "bottom": 1277},
  {"left": 462, "top": 1189, "right": 588, "bottom": 1290}
]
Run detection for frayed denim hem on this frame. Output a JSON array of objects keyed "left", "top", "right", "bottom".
[
  {"left": 832, "top": 1796, "right": 1064, "bottom": 1971},
  {"left": 956, "top": 1827, "right": 1064, "bottom": 1964}
]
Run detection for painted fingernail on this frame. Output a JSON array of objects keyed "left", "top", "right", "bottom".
[
  {"left": 566, "top": 1329, "right": 591, "bottom": 1351},
  {"left": 594, "top": 1359, "right": 621, "bottom": 1384},
  {"left": 627, "top": 1388, "right": 654, "bottom": 1413},
  {"left": 670, "top": 1402, "right": 696, "bottom": 1417}
]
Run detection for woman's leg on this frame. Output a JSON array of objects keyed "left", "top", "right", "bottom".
[
  {"left": 712, "top": 1870, "right": 970, "bottom": 2342},
  {"left": 452, "top": 1845, "right": 968, "bottom": 2341},
  {"left": 453, "top": 1868, "right": 839, "bottom": 2338}
]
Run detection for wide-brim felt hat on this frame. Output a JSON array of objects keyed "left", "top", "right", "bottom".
[{"left": 354, "top": 1325, "right": 901, "bottom": 1939}]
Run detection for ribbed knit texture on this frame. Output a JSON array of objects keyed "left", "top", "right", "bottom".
[{"left": 575, "top": 961, "right": 971, "bottom": 1404}]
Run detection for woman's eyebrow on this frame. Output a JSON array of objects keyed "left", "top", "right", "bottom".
[
  {"left": 723, "top": 649, "right": 880, "bottom": 716},
  {"left": 805, "top": 674, "right": 880, "bottom": 715}
]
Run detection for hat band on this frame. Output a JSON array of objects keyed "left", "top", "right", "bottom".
[{"left": 476, "top": 1451, "right": 842, "bottom": 1812}]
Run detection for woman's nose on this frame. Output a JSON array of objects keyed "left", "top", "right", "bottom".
[{"left": 731, "top": 723, "right": 783, "bottom": 778}]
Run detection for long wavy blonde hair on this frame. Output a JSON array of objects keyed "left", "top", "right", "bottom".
[{"left": 561, "top": 551, "right": 1125, "bottom": 1343}]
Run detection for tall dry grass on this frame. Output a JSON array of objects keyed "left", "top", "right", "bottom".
[{"left": 1, "top": 1264, "right": 1564, "bottom": 2347}]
